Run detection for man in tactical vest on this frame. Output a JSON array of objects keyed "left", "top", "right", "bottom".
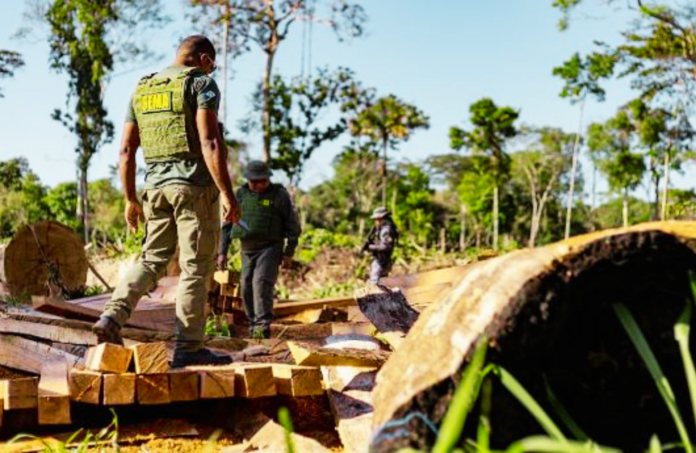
[
  {"left": 92, "top": 35, "right": 241, "bottom": 367},
  {"left": 361, "top": 207, "right": 399, "bottom": 283},
  {"left": 217, "top": 160, "right": 301, "bottom": 339}
]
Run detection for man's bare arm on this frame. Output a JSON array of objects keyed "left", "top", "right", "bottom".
[{"left": 119, "top": 122, "right": 141, "bottom": 202}]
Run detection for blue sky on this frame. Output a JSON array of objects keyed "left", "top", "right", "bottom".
[{"left": 0, "top": 1, "right": 689, "bottom": 202}]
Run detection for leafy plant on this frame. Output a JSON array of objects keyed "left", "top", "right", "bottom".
[{"left": 205, "top": 314, "right": 231, "bottom": 337}]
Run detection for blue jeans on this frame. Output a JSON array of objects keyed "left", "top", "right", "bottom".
[{"left": 241, "top": 242, "right": 282, "bottom": 331}]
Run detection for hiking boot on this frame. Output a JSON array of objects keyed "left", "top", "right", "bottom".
[
  {"left": 92, "top": 316, "right": 123, "bottom": 345},
  {"left": 171, "top": 348, "right": 234, "bottom": 368}
]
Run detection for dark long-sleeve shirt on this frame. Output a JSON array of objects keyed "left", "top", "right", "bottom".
[{"left": 218, "top": 184, "right": 301, "bottom": 257}]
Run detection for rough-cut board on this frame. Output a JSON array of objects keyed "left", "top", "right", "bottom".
[
  {"left": 3, "top": 377, "right": 39, "bottom": 410},
  {"left": 38, "top": 360, "right": 71, "bottom": 425},
  {"left": 169, "top": 370, "right": 199, "bottom": 402},
  {"left": 288, "top": 340, "right": 390, "bottom": 367},
  {"left": 137, "top": 374, "right": 170, "bottom": 405},
  {"left": 274, "top": 296, "right": 357, "bottom": 317},
  {"left": 85, "top": 343, "right": 133, "bottom": 374},
  {"left": 0, "top": 317, "right": 98, "bottom": 346},
  {"left": 0, "top": 334, "right": 82, "bottom": 375},
  {"left": 69, "top": 369, "right": 102, "bottom": 404},
  {"left": 233, "top": 364, "right": 276, "bottom": 398},
  {"left": 378, "top": 265, "right": 468, "bottom": 289},
  {"left": 32, "top": 296, "right": 168, "bottom": 332},
  {"left": 128, "top": 342, "right": 169, "bottom": 374},
  {"left": 272, "top": 364, "right": 323, "bottom": 397},
  {"left": 195, "top": 368, "right": 236, "bottom": 399},
  {"left": 103, "top": 373, "right": 136, "bottom": 405}
]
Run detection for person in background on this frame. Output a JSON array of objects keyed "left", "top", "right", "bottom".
[
  {"left": 361, "top": 207, "right": 399, "bottom": 283},
  {"left": 217, "top": 160, "right": 301, "bottom": 339}
]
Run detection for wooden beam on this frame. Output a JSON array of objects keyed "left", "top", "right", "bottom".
[
  {"left": 169, "top": 370, "right": 199, "bottom": 402},
  {"left": 38, "top": 360, "right": 71, "bottom": 424},
  {"left": 32, "top": 296, "right": 168, "bottom": 332},
  {"left": 69, "top": 369, "right": 102, "bottom": 404},
  {"left": 377, "top": 265, "right": 467, "bottom": 289},
  {"left": 128, "top": 342, "right": 169, "bottom": 374},
  {"left": 272, "top": 364, "right": 323, "bottom": 397},
  {"left": 0, "top": 334, "right": 82, "bottom": 375},
  {"left": 84, "top": 343, "right": 133, "bottom": 374},
  {"left": 193, "top": 368, "right": 236, "bottom": 399},
  {"left": 274, "top": 296, "right": 357, "bottom": 317},
  {"left": 0, "top": 317, "right": 98, "bottom": 345},
  {"left": 233, "top": 364, "right": 275, "bottom": 398},
  {"left": 288, "top": 340, "right": 390, "bottom": 368},
  {"left": 137, "top": 374, "right": 170, "bottom": 405},
  {"left": 103, "top": 373, "right": 136, "bottom": 405},
  {"left": 3, "top": 377, "right": 38, "bottom": 410}
]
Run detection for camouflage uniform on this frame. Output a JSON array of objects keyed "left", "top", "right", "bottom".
[
  {"left": 368, "top": 220, "right": 398, "bottom": 283},
  {"left": 100, "top": 65, "right": 221, "bottom": 353}
]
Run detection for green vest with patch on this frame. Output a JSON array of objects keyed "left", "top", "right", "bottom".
[
  {"left": 231, "top": 184, "right": 284, "bottom": 241},
  {"left": 133, "top": 67, "right": 203, "bottom": 163}
]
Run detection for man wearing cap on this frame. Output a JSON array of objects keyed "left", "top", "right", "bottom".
[
  {"left": 362, "top": 207, "right": 399, "bottom": 283},
  {"left": 218, "top": 160, "right": 301, "bottom": 339},
  {"left": 91, "top": 35, "right": 241, "bottom": 367}
]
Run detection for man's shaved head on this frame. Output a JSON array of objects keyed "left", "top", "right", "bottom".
[{"left": 177, "top": 35, "right": 216, "bottom": 61}]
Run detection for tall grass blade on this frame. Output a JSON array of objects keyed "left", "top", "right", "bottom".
[
  {"left": 494, "top": 366, "right": 566, "bottom": 442},
  {"left": 504, "top": 436, "right": 621, "bottom": 453},
  {"left": 650, "top": 434, "right": 663, "bottom": 453},
  {"left": 674, "top": 299, "right": 696, "bottom": 435},
  {"left": 613, "top": 303, "right": 693, "bottom": 453},
  {"left": 543, "top": 376, "right": 589, "bottom": 441},
  {"left": 432, "top": 337, "right": 489, "bottom": 453},
  {"left": 477, "top": 377, "right": 493, "bottom": 451},
  {"left": 279, "top": 406, "right": 296, "bottom": 453}
]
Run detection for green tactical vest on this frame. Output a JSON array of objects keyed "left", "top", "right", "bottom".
[
  {"left": 231, "top": 184, "right": 284, "bottom": 241},
  {"left": 133, "top": 66, "right": 204, "bottom": 163}
]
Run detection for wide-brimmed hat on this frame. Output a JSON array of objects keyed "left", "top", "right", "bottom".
[
  {"left": 371, "top": 207, "right": 391, "bottom": 219},
  {"left": 244, "top": 160, "right": 272, "bottom": 180}
]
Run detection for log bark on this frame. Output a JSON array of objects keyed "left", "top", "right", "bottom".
[{"left": 371, "top": 221, "right": 696, "bottom": 452}]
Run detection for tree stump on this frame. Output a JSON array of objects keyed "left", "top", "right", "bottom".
[
  {"left": 0, "top": 221, "right": 87, "bottom": 298},
  {"left": 370, "top": 221, "right": 696, "bottom": 452}
]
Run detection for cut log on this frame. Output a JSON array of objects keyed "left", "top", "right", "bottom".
[
  {"left": 401, "top": 282, "right": 453, "bottom": 309},
  {"left": 371, "top": 221, "right": 696, "bottom": 453},
  {"left": 3, "top": 377, "right": 38, "bottom": 410},
  {"left": 103, "top": 373, "right": 136, "bottom": 405},
  {"left": 128, "top": 342, "right": 169, "bottom": 375},
  {"left": 355, "top": 285, "right": 419, "bottom": 335},
  {"left": 32, "top": 296, "right": 169, "bottom": 332},
  {"left": 0, "top": 317, "right": 98, "bottom": 346},
  {"left": 0, "top": 221, "right": 87, "bottom": 297},
  {"left": 272, "top": 364, "right": 323, "bottom": 397},
  {"left": 233, "top": 364, "right": 275, "bottom": 398},
  {"left": 274, "top": 296, "right": 357, "bottom": 317},
  {"left": 38, "top": 360, "right": 71, "bottom": 424},
  {"left": 169, "top": 370, "right": 199, "bottom": 402},
  {"left": 137, "top": 374, "right": 170, "bottom": 405},
  {"left": 194, "top": 368, "right": 236, "bottom": 399},
  {"left": 288, "top": 340, "right": 389, "bottom": 367},
  {"left": 0, "top": 334, "right": 82, "bottom": 375},
  {"left": 69, "top": 369, "right": 102, "bottom": 404},
  {"left": 84, "top": 343, "right": 133, "bottom": 374}
]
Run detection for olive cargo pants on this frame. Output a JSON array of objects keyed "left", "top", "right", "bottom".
[{"left": 103, "top": 184, "right": 220, "bottom": 352}]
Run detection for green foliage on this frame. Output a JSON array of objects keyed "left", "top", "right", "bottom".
[
  {"left": 0, "top": 164, "right": 49, "bottom": 238},
  {"left": 121, "top": 228, "right": 146, "bottom": 256},
  {"left": 297, "top": 228, "right": 360, "bottom": 263},
  {"left": 278, "top": 407, "right": 296, "bottom": 453},
  {"left": 10, "top": 407, "right": 119, "bottom": 452},
  {"left": 552, "top": 52, "right": 616, "bottom": 102},
  {"left": 43, "top": 182, "right": 81, "bottom": 232},
  {"left": 0, "top": 49, "right": 24, "bottom": 98},
  {"left": 205, "top": 315, "right": 231, "bottom": 337},
  {"left": 0, "top": 293, "right": 31, "bottom": 307}
]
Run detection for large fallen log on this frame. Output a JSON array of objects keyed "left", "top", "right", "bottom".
[
  {"left": 0, "top": 334, "right": 83, "bottom": 375},
  {"left": 0, "top": 221, "right": 87, "bottom": 297},
  {"left": 370, "top": 221, "right": 696, "bottom": 452}
]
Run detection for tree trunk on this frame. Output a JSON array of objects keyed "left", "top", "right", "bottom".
[
  {"left": 381, "top": 138, "right": 388, "bottom": 206},
  {"left": 261, "top": 2, "right": 278, "bottom": 163},
  {"left": 565, "top": 97, "right": 585, "bottom": 240},
  {"left": 661, "top": 152, "right": 671, "bottom": 221},
  {"left": 493, "top": 184, "right": 499, "bottom": 251},
  {"left": 460, "top": 204, "right": 467, "bottom": 253},
  {"left": 622, "top": 189, "right": 629, "bottom": 228},
  {"left": 440, "top": 228, "right": 446, "bottom": 255},
  {"left": 79, "top": 166, "right": 89, "bottom": 244},
  {"left": 219, "top": 2, "right": 230, "bottom": 125}
]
